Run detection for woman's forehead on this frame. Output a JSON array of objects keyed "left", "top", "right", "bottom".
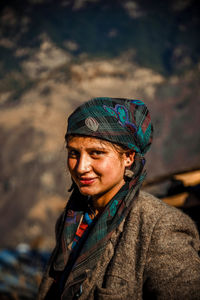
[{"left": 67, "top": 135, "right": 112, "bottom": 149}]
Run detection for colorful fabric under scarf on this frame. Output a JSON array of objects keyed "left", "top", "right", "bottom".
[{"left": 52, "top": 98, "right": 153, "bottom": 291}]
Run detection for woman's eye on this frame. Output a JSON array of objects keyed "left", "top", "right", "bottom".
[
  {"left": 91, "top": 150, "right": 104, "bottom": 157},
  {"left": 68, "top": 150, "right": 79, "bottom": 158}
]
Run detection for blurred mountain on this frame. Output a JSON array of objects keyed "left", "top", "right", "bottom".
[{"left": 0, "top": 0, "right": 200, "bottom": 249}]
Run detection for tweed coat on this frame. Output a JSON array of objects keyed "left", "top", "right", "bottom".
[{"left": 37, "top": 191, "right": 200, "bottom": 300}]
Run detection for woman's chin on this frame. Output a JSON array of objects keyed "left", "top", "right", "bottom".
[{"left": 78, "top": 186, "right": 95, "bottom": 197}]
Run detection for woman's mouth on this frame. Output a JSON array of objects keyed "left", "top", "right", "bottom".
[{"left": 79, "top": 177, "right": 96, "bottom": 185}]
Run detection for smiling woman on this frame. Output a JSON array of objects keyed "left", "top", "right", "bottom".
[
  {"left": 37, "top": 98, "right": 200, "bottom": 300},
  {"left": 67, "top": 136, "right": 134, "bottom": 211}
]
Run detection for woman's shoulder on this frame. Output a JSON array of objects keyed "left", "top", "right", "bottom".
[
  {"left": 130, "top": 190, "right": 199, "bottom": 235},
  {"left": 135, "top": 190, "right": 176, "bottom": 216},
  {"left": 136, "top": 190, "right": 186, "bottom": 217}
]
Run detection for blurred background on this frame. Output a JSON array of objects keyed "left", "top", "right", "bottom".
[{"left": 0, "top": 0, "right": 200, "bottom": 298}]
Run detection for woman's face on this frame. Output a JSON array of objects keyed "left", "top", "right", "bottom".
[{"left": 67, "top": 136, "right": 134, "bottom": 207}]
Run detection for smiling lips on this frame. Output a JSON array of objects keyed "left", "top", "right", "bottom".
[{"left": 78, "top": 177, "right": 97, "bottom": 185}]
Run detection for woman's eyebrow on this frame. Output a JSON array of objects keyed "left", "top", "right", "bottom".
[
  {"left": 66, "top": 145, "right": 77, "bottom": 150},
  {"left": 87, "top": 146, "right": 106, "bottom": 150}
]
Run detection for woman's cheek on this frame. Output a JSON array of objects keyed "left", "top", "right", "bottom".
[
  {"left": 68, "top": 158, "right": 76, "bottom": 173},
  {"left": 94, "top": 159, "right": 110, "bottom": 174}
]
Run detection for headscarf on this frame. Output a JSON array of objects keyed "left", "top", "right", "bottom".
[
  {"left": 52, "top": 97, "right": 153, "bottom": 289},
  {"left": 66, "top": 97, "right": 153, "bottom": 155}
]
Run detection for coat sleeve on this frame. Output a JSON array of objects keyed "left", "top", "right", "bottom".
[
  {"left": 37, "top": 211, "right": 65, "bottom": 300},
  {"left": 144, "top": 208, "right": 200, "bottom": 299}
]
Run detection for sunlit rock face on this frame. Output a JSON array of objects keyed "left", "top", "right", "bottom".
[{"left": 0, "top": 0, "right": 199, "bottom": 249}]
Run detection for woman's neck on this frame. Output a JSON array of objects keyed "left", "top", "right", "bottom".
[{"left": 91, "top": 180, "right": 125, "bottom": 213}]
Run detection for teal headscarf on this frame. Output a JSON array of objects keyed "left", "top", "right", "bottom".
[{"left": 66, "top": 97, "right": 153, "bottom": 155}]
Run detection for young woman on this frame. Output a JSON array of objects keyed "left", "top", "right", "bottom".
[{"left": 38, "top": 97, "right": 200, "bottom": 300}]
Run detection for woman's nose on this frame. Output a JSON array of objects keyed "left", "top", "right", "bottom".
[{"left": 76, "top": 154, "right": 91, "bottom": 174}]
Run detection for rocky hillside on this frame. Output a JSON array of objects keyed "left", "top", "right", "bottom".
[{"left": 0, "top": 0, "right": 200, "bottom": 249}]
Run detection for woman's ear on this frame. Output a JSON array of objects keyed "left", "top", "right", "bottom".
[{"left": 124, "top": 151, "right": 135, "bottom": 167}]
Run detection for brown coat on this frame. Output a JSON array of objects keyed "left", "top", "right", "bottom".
[{"left": 37, "top": 191, "right": 200, "bottom": 299}]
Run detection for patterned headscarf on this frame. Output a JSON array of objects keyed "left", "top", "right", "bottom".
[{"left": 66, "top": 97, "right": 153, "bottom": 155}]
